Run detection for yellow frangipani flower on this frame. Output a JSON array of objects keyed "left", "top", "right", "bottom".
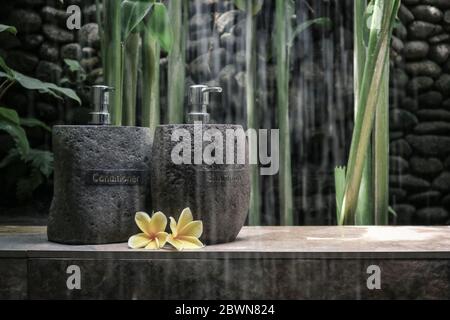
[
  {"left": 128, "top": 211, "right": 169, "bottom": 250},
  {"left": 167, "top": 208, "right": 204, "bottom": 251}
]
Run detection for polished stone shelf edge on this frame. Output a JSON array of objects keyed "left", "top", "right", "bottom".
[
  {"left": 0, "top": 226, "right": 449, "bottom": 259},
  {"left": 1, "top": 226, "right": 449, "bottom": 299}
]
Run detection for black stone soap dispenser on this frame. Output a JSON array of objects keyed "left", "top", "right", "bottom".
[
  {"left": 151, "top": 84, "right": 251, "bottom": 244},
  {"left": 47, "top": 85, "right": 153, "bottom": 245}
]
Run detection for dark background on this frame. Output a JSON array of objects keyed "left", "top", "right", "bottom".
[{"left": 0, "top": 0, "right": 449, "bottom": 226}]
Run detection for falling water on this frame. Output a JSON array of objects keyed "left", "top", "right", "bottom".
[{"left": 172, "top": 0, "right": 355, "bottom": 226}]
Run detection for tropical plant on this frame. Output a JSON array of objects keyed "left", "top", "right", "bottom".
[
  {"left": 62, "top": 59, "right": 87, "bottom": 85},
  {"left": 274, "top": 1, "right": 331, "bottom": 225},
  {"left": 233, "top": 0, "right": 264, "bottom": 226},
  {"left": 335, "top": 0, "right": 400, "bottom": 225},
  {"left": 99, "top": 0, "right": 173, "bottom": 132},
  {"left": 142, "top": 1, "right": 172, "bottom": 135},
  {"left": 167, "top": 0, "right": 187, "bottom": 125},
  {"left": 0, "top": 24, "right": 80, "bottom": 200}
]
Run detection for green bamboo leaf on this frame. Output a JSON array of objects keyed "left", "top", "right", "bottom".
[
  {"left": 121, "top": 0, "right": 153, "bottom": 42},
  {"left": 388, "top": 206, "right": 397, "bottom": 217},
  {"left": 288, "top": 17, "right": 332, "bottom": 47},
  {"left": 0, "top": 106, "right": 20, "bottom": 125},
  {"left": 339, "top": 0, "right": 400, "bottom": 225},
  {"left": 20, "top": 118, "right": 51, "bottom": 132},
  {"left": 334, "top": 166, "right": 346, "bottom": 224},
  {"left": 147, "top": 3, "right": 173, "bottom": 52},
  {"left": 233, "top": 0, "right": 264, "bottom": 15},
  {"left": 0, "top": 24, "right": 17, "bottom": 35}
]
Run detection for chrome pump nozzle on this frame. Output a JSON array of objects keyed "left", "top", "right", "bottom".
[
  {"left": 90, "top": 85, "right": 114, "bottom": 125},
  {"left": 188, "top": 85, "right": 223, "bottom": 124}
]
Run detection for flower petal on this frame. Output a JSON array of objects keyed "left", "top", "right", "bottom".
[
  {"left": 149, "top": 212, "right": 167, "bottom": 235},
  {"left": 179, "top": 220, "right": 203, "bottom": 238},
  {"left": 169, "top": 217, "right": 178, "bottom": 237},
  {"left": 168, "top": 235, "right": 204, "bottom": 251},
  {"left": 178, "top": 236, "right": 204, "bottom": 248},
  {"left": 145, "top": 239, "right": 159, "bottom": 250},
  {"left": 177, "top": 208, "right": 194, "bottom": 231},
  {"left": 167, "top": 235, "right": 184, "bottom": 251},
  {"left": 128, "top": 233, "right": 151, "bottom": 249},
  {"left": 135, "top": 212, "right": 152, "bottom": 235},
  {"left": 155, "top": 232, "right": 169, "bottom": 248}
]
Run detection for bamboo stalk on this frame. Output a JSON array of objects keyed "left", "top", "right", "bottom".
[
  {"left": 340, "top": 0, "right": 400, "bottom": 225},
  {"left": 374, "top": 57, "right": 390, "bottom": 225},
  {"left": 167, "top": 0, "right": 187, "bottom": 124},
  {"left": 104, "top": 0, "right": 122, "bottom": 126},
  {"left": 142, "top": 32, "right": 160, "bottom": 136},
  {"left": 95, "top": 0, "right": 106, "bottom": 69},
  {"left": 354, "top": 0, "right": 374, "bottom": 226},
  {"left": 275, "top": 0, "right": 293, "bottom": 226},
  {"left": 123, "top": 33, "right": 140, "bottom": 126},
  {"left": 245, "top": 3, "right": 261, "bottom": 226}
]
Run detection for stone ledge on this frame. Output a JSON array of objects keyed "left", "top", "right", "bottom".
[
  {"left": 1, "top": 226, "right": 449, "bottom": 299},
  {"left": 0, "top": 226, "right": 449, "bottom": 259}
]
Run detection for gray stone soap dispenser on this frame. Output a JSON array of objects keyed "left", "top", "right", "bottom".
[
  {"left": 151, "top": 84, "right": 250, "bottom": 244},
  {"left": 47, "top": 85, "right": 153, "bottom": 244}
]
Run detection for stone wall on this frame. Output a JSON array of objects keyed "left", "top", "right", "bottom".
[
  {"left": 390, "top": 0, "right": 450, "bottom": 225},
  {"left": 0, "top": 0, "right": 102, "bottom": 208},
  {"left": 1, "top": 0, "right": 450, "bottom": 225},
  {"left": 0, "top": 0, "right": 102, "bottom": 131}
]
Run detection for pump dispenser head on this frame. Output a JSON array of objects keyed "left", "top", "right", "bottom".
[
  {"left": 188, "top": 84, "right": 222, "bottom": 124},
  {"left": 90, "top": 85, "right": 114, "bottom": 125}
]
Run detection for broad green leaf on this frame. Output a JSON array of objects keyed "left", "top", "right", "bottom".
[
  {"left": 0, "top": 148, "right": 20, "bottom": 168},
  {"left": 288, "top": 18, "right": 332, "bottom": 47},
  {"left": 0, "top": 106, "right": 20, "bottom": 125},
  {"left": 4, "top": 71, "right": 81, "bottom": 105},
  {"left": 233, "top": 0, "right": 263, "bottom": 15},
  {"left": 0, "top": 120, "right": 30, "bottom": 158},
  {"left": 122, "top": 0, "right": 153, "bottom": 42},
  {"left": 20, "top": 118, "right": 51, "bottom": 132},
  {"left": 46, "top": 82, "right": 81, "bottom": 105},
  {"left": 0, "top": 24, "right": 17, "bottom": 35},
  {"left": 1, "top": 70, "right": 81, "bottom": 104},
  {"left": 147, "top": 3, "right": 173, "bottom": 52},
  {"left": 0, "top": 56, "right": 13, "bottom": 78},
  {"left": 64, "top": 59, "right": 85, "bottom": 73},
  {"left": 27, "top": 149, "right": 54, "bottom": 178}
]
